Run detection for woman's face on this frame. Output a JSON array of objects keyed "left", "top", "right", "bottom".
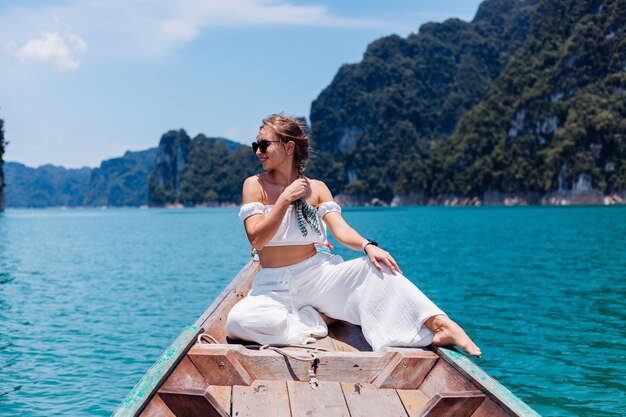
[{"left": 256, "top": 125, "right": 290, "bottom": 170}]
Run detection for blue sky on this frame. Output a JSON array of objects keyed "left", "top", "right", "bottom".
[{"left": 0, "top": 0, "right": 484, "bottom": 168}]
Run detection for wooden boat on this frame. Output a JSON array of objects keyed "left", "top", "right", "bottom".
[{"left": 113, "top": 260, "right": 541, "bottom": 417}]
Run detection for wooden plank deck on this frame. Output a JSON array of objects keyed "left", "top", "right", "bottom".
[
  {"left": 287, "top": 381, "right": 349, "bottom": 417},
  {"left": 341, "top": 382, "right": 408, "bottom": 417},
  {"left": 140, "top": 336, "right": 523, "bottom": 417},
  {"left": 232, "top": 380, "right": 291, "bottom": 417},
  {"left": 188, "top": 344, "right": 438, "bottom": 385},
  {"left": 142, "top": 328, "right": 518, "bottom": 417},
  {"left": 397, "top": 389, "right": 431, "bottom": 415}
]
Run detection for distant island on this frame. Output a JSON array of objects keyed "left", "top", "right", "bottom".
[
  {"left": 4, "top": 134, "right": 259, "bottom": 208},
  {"left": 2, "top": 0, "right": 624, "bottom": 208}
]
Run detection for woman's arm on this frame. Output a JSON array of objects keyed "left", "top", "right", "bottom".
[
  {"left": 316, "top": 181, "right": 402, "bottom": 275},
  {"left": 242, "top": 176, "right": 309, "bottom": 250}
]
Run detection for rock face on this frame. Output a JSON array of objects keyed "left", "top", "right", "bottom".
[
  {"left": 308, "top": 0, "right": 625, "bottom": 206},
  {"left": 84, "top": 148, "right": 157, "bottom": 206},
  {"left": 148, "top": 130, "right": 192, "bottom": 206},
  {"left": 433, "top": 0, "right": 626, "bottom": 199},
  {"left": 308, "top": 0, "right": 539, "bottom": 200},
  {"left": 148, "top": 131, "right": 260, "bottom": 206},
  {"left": 176, "top": 134, "right": 260, "bottom": 205}
]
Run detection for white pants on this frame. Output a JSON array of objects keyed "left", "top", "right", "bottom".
[{"left": 225, "top": 251, "right": 445, "bottom": 351}]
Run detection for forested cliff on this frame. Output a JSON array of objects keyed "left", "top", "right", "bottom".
[
  {"left": 85, "top": 149, "right": 157, "bottom": 206},
  {"left": 148, "top": 130, "right": 259, "bottom": 206},
  {"left": 308, "top": 0, "right": 539, "bottom": 200},
  {"left": 4, "top": 149, "right": 155, "bottom": 208},
  {"left": 4, "top": 132, "right": 256, "bottom": 208},
  {"left": 432, "top": 0, "right": 626, "bottom": 204},
  {"left": 4, "top": 163, "right": 90, "bottom": 207},
  {"left": 309, "top": 0, "right": 625, "bottom": 205}
]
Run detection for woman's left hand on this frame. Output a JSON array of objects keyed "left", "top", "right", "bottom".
[{"left": 365, "top": 245, "right": 402, "bottom": 275}]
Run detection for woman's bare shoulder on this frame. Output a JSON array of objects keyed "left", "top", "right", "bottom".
[
  {"left": 307, "top": 178, "right": 327, "bottom": 191},
  {"left": 242, "top": 174, "right": 264, "bottom": 204},
  {"left": 307, "top": 178, "right": 333, "bottom": 203},
  {"left": 243, "top": 174, "right": 263, "bottom": 185}
]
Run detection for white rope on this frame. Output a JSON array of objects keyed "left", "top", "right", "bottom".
[
  {"left": 259, "top": 344, "right": 326, "bottom": 362},
  {"left": 196, "top": 333, "right": 220, "bottom": 344},
  {"left": 196, "top": 333, "right": 329, "bottom": 356}
]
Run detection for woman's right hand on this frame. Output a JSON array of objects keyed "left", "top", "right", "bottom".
[{"left": 280, "top": 178, "right": 309, "bottom": 204}]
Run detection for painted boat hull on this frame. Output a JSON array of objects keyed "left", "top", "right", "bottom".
[{"left": 114, "top": 260, "right": 541, "bottom": 417}]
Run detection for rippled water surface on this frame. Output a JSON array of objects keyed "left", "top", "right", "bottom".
[{"left": 0, "top": 206, "right": 625, "bottom": 416}]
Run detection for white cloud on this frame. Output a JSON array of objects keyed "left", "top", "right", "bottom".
[
  {"left": 9, "top": 30, "right": 88, "bottom": 72},
  {"left": 0, "top": 1, "right": 389, "bottom": 61},
  {"left": 157, "top": 0, "right": 385, "bottom": 45}
]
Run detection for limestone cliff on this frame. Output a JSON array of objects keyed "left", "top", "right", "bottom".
[
  {"left": 434, "top": 0, "right": 626, "bottom": 201},
  {"left": 148, "top": 130, "right": 192, "bottom": 206},
  {"left": 308, "top": 0, "right": 539, "bottom": 199}
]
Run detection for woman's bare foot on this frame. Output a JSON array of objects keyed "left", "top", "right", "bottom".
[{"left": 425, "top": 315, "right": 482, "bottom": 358}]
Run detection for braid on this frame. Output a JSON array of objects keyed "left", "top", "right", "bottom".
[{"left": 262, "top": 113, "right": 319, "bottom": 237}]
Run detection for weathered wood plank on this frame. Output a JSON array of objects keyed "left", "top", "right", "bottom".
[
  {"left": 206, "top": 385, "right": 232, "bottom": 416},
  {"left": 287, "top": 381, "right": 349, "bottom": 417},
  {"left": 419, "top": 360, "right": 476, "bottom": 397},
  {"left": 372, "top": 351, "right": 438, "bottom": 389},
  {"left": 138, "top": 394, "right": 175, "bottom": 417},
  {"left": 160, "top": 355, "right": 207, "bottom": 391},
  {"left": 413, "top": 391, "right": 485, "bottom": 417},
  {"left": 188, "top": 346, "right": 253, "bottom": 386},
  {"left": 470, "top": 397, "right": 510, "bottom": 417},
  {"left": 341, "top": 382, "right": 408, "bottom": 417},
  {"left": 434, "top": 346, "right": 541, "bottom": 417},
  {"left": 189, "top": 345, "right": 438, "bottom": 385},
  {"left": 328, "top": 321, "right": 372, "bottom": 352},
  {"left": 232, "top": 380, "right": 291, "bottom": 417},
  {"left": 396, "top": 389, "right": 430, "bottom": 416},
  {"left": 158, "top": 388, "right": 229, "bottom": 417}
]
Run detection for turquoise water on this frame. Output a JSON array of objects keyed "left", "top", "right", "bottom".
[{"left": 0, "top": 206, "right": 624, "bottom": 417}]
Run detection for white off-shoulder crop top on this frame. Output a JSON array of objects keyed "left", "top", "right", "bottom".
[{"left": 238, "top": 201, "right": 342, "bottom": 247}]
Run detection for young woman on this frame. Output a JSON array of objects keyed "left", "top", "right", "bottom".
[{"left": 225, "top": 114, "right": 481, "bottom": 357}]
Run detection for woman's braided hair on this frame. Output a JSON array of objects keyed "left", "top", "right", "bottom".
[
  {"left": 260, "top": 114, "right": 309, "bottom": 178},
  {"left": 260, "top": 114, "right": 320, "bottom": 236}
]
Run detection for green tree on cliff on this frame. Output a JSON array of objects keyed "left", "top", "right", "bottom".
[
  {"left": 307, "top": 0, "right": 538, "bottom": 200},
  {"left": 432, "top": 0, "right": 626, "bottom": 196}
]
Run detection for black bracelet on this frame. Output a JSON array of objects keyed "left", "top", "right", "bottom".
[{"left": 363, "top": 239, "right": 379, "bottom": 253}]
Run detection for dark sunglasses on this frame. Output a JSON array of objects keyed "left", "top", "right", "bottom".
[{"left": 252, "top": 140, "right": 282, "bottom": 153}]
